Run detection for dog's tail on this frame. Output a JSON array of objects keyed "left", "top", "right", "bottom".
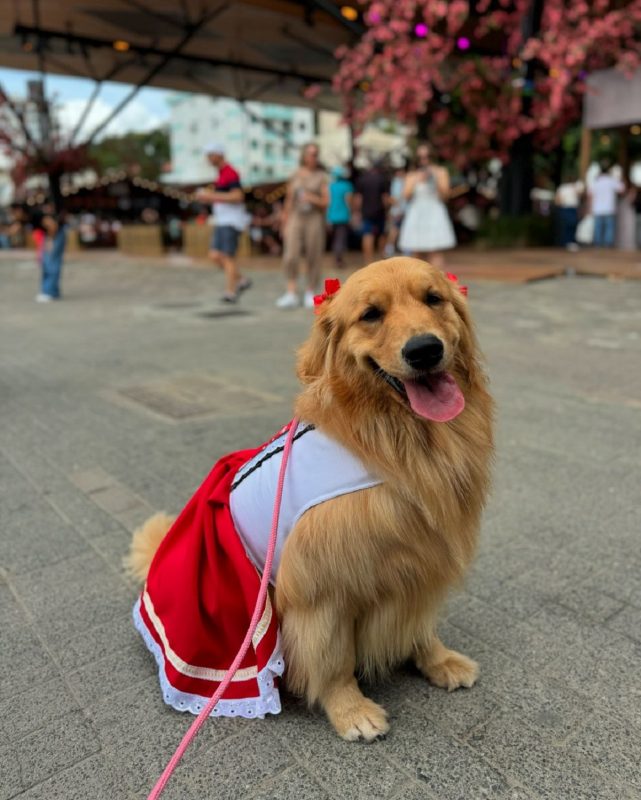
[{"left": 123, "top": 512, "right": 175, "bottom": 582}]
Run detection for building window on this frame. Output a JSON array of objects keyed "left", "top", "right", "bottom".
[
  {"left": 265, "top": 143, "right": 274, "bottom": 157},
  {"left": 298, "top": 121, "right": 307, "bottom": 131},
  {"left": 251, "top": 140, "right": 259, "bottom": 149},
  {"left": 282, "top": 120, "right": 292, "bottom": 134},
  {"left": 266, "top": 166, "right": 274, "bottom": 177}
]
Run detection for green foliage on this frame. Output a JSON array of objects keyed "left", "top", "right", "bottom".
[
  {"left": 476, "top": 214, "right": 554, "bottom": 248},
  {"left": 89, "top": 128, "right": 170, "bottom": 180}
]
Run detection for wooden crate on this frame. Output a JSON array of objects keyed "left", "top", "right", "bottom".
[
  {"left": 183, "top": 223, "right": 211, "bottom": 259},
  {"left": 117, "top": 225, "right": 164, "bottom": 257}
]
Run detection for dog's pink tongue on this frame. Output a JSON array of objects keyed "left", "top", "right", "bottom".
[{"left": 403, "top": 372, "right": 465, "bottom": 422}]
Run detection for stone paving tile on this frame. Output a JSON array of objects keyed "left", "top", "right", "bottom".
[
  {"left": 387, "top": 711, "right": 515, "bottom": 800},
  {"left": 552, "top": 582, "right": 627, "bottom": 624},
  {"left": 2, "top": 258, "right": 641, "bottom": 799},
  {"left": 605, "top": 602, "right": 641, "bottom": 644},
  {"left": 0, "top": 676, "right": 78, "bottom": 742},
  {"left": 0, "top": 625, "right": 58, "bottom": 703},
  {"left": 0, "top": 508, "right": 93, "bottom": 575},
  {"left": 53, "top": 609, "right": 139, "bottom": 672},
  {"left": 90, "top": 527, "right": 140, "bottom": 574},
  {"left": 68, "top": 466, "right": 115, "bottom": 494},
  {"left": 31, "top": 584, "right": 134, "bottom": 647},
  {"left": 91, "top": 677, "right": 246, "bottom": 795},
  {"left": 278, "top": 703, "right": 406, "bottom": 800},
  {"left": 10, "top": 551, "right": 125, "bottom": 617},
  {"left": 65, "top": 642, "right": 153, "bottom": 708},
  {"left": 467, "top": 711, "right": 628, "bottom": 800},
  {"left": 157, "top": 728, "right": 294, "bottom": 800},
  {"left": 7, "top": 754, "right": 122, "bottom": 800},
  {"left": 246, "top": 765, "right": 334, "bottom": 800},
  {"left": 565, "top": 712, "right": 641, "bottom": 793},
  {"left": 0, "top": 745, "right": 23, "bottom": 800},
  {"left": 14, "top": 711, "right": 100, "bottom": 792},
  {"left": 0, "top": 581, "right": 26, "bottom": 629}
]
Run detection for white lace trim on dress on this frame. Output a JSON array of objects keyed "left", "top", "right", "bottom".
[{"left": 133, "top": 598, "right": 284, "bottom": 719}]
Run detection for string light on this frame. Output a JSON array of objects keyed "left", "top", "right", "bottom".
[
  {"left": 456, "top": 37, "right": 470, "bottom": 51},
  {"left": 630, "top": 125, "right": 641, "bottom": 135},
  {"left": 112, "top": 40, "right": 130, "bottom": 52},
  {"left": 512, "top": 58, "right": 522, "bottom": 69},
  {"left": 414, "top": 23, "right": 428, "bottom": 38},
  {"left": 340, "top": 6, "right": 358, "bottom": 21}
]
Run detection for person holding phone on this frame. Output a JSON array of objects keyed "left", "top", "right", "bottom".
[
  {"left": 399, "top": 143, "right": 456, "bottom": 268},
  {"left": 276, "top": 143, "right": 329, "bottom": 309}
]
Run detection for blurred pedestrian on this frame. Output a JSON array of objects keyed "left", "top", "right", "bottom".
[
  {"left": 628, "top": 185, "right": 641, "bottom": 248},
  {"left": 384, "top": 162, "right": 407, "bottom": 257},
  {"left": 36, "top": 205, "right": 67, "bottom": 302},
  {"left": 555, "top": 171, "right": 584, "bottom": 251},
  {"left": 250, "top": 204, "right": 281, "bottom": 256},
  {"left": 276, "top": 143, "right": 329, "bottom": 310},
  {"left": 0, "top": 207, "right": 10, "bottom": 248},
  {"left": 355, "top": 159, "right": 390, "bottom": 263},
  {"left": 589, "top": 160, "right": 625, "bottom": 248},
  {"left": 399, "top": 143, "right": 455, "bottom": 268},
  {"left": 327, "top": 165, "right": 353, "bottom": 269},
  {"left": 196, "top": 142, "right": 252, "bottom": 303}
]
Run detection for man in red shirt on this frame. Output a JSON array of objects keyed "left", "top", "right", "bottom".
[{"left": 196, "top": 143, "right": 252, "bottom": 303}]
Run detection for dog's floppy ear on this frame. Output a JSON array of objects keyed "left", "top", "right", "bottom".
[
  {"left": 296, "top": 300, "right": 337, "bottom": 385},
  {"left": 450, "top": 291, "right": 482, "bottom": 387}
]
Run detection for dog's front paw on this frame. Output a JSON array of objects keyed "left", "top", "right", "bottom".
[
  {"left": 329, "top": 697, "right": 390, "bottom": 742},
  {"left": 422, "top": 649, "right": 479, "bottom": 692}
]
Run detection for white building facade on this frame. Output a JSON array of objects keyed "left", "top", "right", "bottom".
[{"left": 163, "top": 94, "right": 315, "bottom": 187}]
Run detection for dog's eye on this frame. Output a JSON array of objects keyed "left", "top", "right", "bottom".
[
  {"left": 425, "top": 293, "right": 442, "bottom": 307},
  {"left": 360, "top": 306, "right": 384, "bottom": 322}
]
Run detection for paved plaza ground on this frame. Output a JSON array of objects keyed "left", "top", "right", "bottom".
[{"left": 1, "top": 248, "right": 640, "bottom": 800}]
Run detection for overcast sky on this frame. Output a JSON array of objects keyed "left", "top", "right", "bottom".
[{"left": 0, "top": 67, "right": 172, "bottom": 140}]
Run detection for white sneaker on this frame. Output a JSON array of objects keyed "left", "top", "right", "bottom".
[
  {"left": 35, "top": 293, "right": 53, "bottom": 303},
  {"left": 275, "top": 292, "right": 300, "bottom": 310},
  {"left": 303, "top": 290, "right": 316, "bottom": 309}
]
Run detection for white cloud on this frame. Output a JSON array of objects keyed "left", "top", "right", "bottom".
[{"left": 57, "top": 97, "right": 164, "bottom": 141}]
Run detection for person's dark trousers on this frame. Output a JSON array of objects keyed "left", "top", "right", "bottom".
[
  {"left": 41, "top": 227, "right": 67, "bottom": 298},
  {"left": 558, "top": 207, "right": 578, "bottom": 247},
  {"left": 331, "top": 223, "right": 349, "bottom": 266},
  {"left": 593, "top": 214, "right": 616, "bottom": 247}
]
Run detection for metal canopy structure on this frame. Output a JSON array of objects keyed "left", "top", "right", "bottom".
[{"left": 0, "top": 1, "right": 362, "bottom": 113}]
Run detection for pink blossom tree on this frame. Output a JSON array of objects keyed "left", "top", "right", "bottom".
[{"left": 334, "top": 0, "right": 641, "bottom": 171}]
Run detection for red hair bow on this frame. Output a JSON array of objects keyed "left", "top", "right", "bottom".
[
  {"left": 313, "top": 278, "right": 341, "bottom": 312},
  {"left": 446, "top": 272, "right": 468, "bottom": 297}
]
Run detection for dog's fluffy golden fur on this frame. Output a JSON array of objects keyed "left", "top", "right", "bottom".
[{"left": 127, "top": 257, "right": 494, "bottom": 741}]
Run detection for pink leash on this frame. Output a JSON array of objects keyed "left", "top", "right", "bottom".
[{"left": 147, "top": 417, "right": 300, "bottom": 799}]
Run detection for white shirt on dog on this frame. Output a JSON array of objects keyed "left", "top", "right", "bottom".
[{"left": 230, "top": 421, "right": 382, "bottom": 583}]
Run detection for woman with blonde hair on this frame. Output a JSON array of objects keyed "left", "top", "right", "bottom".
[
  {"left": 276, "top": 143, "right": 329, "bottom": 309},
  {"left": 399, "top": 142, "right": 456, "bottom": 268}
]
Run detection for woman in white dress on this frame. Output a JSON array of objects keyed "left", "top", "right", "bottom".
[{"left": 399, "top": 143, "right": 456, "bottom": 268}]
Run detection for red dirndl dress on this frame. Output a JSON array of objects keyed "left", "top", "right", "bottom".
[{"left": 132, "top": 437, "right": 285, "bottom": 720}]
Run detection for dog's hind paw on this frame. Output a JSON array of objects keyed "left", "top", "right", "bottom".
[
  {"left": 330, "top": 697, "right": 390, "bottom": 742},
  {"left": 422, "top": 649, "right": 479, "bottom": 692}
]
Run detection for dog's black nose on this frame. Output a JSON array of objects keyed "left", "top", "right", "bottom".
[{"left": 402, "top": 334, "right": 444, "bottom": 370}]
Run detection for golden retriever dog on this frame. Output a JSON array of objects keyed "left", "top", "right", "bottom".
[{"left": 127, "top": 257, "right": 494, "bottom": 741}]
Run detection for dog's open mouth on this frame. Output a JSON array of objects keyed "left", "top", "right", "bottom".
[{"left": 368, "top": 359, "right": 465, "bottom": 422}]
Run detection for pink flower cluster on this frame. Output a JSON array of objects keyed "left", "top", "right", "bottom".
[{"left": 334, "top": 0, "right": 641, "bottom": 166}]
